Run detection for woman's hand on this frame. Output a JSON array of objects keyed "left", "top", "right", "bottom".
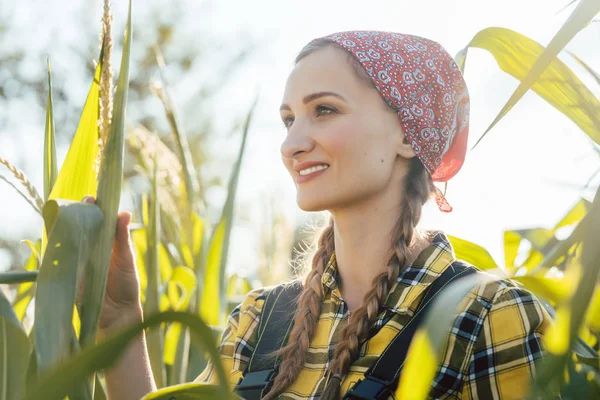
[{"left": 80, "top": 196, "right": 143, "bottom": 336}]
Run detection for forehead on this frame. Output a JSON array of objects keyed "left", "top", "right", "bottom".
[{"left": 282, "top": 46, "right": 366, "bottom": 103}]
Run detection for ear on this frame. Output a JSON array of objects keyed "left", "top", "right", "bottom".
[{"left": 397, "top": 127, "right": 417, "bottom": 159}]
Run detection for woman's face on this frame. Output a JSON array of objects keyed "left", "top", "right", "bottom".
[{"left": 280, "top": 45, "right": 415, "bottom": 212}]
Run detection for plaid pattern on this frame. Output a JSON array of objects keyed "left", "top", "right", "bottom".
[{"left": 195, "top": 232, "right": 551, "bottom": 399}]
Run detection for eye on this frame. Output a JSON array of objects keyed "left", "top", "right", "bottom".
[
  {"left": 281, "top": 105, "right": 338, "bottom": 129},
  {"left": 282, "top": 115, "right": 294, "bottom": 129},
  {"left": 316, "top": 105, "right": 337, "bottom": 117}
]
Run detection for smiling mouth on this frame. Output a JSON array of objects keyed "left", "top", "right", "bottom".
[
  {"left": 296, "top": 165, "right": 329, "bottom": 184},
  {"left": 298, "top": 164, "right": 329, "bottom": 176}
]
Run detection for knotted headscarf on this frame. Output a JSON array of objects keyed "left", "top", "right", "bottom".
[{"left": 313, "top": 31, "right": 470, "bottom": 212}]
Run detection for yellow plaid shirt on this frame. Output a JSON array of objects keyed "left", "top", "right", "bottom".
[{"left": 196, "top": 231, "right": 551, "bottom": 399}]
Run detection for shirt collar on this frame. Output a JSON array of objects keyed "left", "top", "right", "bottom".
[{"left": 319, "top": 231, "right": 457, "bottom": 314}]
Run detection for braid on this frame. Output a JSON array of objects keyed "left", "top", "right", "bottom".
[
  {"left": 320, "top": 158, "right": 434, "bottom": 400},
  {"left": 262, "top": 217, "right": 335, "bottom": 400}
]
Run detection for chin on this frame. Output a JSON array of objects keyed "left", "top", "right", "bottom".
[{"left": 296, "top": 194, "right": 331, "bottom": 212}]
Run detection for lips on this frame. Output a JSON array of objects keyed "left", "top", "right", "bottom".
[{"left": 294, "top": 161, "right": 330, "bottom": 173}]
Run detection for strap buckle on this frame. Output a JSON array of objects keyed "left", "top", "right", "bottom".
[
  {"left": 234, "top": 369, "right": 276, "bottom": 400},
  {"left": 343, "top": 376, "right": 393, "bottom": 400}
]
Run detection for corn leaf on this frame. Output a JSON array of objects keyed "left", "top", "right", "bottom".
[
  {"left": 49, "top": 43, "right": 105, "bottom": 202},
  {"left": 553, "top": 198, "right": 591, "bottom": 232},
  {"left": 132, "top": 228, "right": 148, "bottom": 303},
  {"left": 24, "top": 311, "right": 230, "bottom": 400},
  {"left": 43, "top": 39, "right": 105, "bottom": 260},
  {"left": 0, "top": 289, "right": 29, "bottom": 400},
  {"left": 457, "top": 0, "right": 600, "bottom": 149},
  {"left": 141, "top": 382, "right": 220, "bottom": 400},
  {"left": 10, "top": 241, "right": 38, "bottom": 322},
  {"left": 200, "top": 101, "right": 256, "bottom": 326},
  {"left": 447, "top": 235, "right": 500, "bottom": 271},
  {"left": 145, "top": 169, "right": 166, "bottom": 388},
  {"left": 44, "top": 59, "right": 57, "bottom": 202},
  {"left": 168, "top": 266, "right": 197, "bottom": 311},
  {"left": 154, "top": 46, "right": 199, "bottom": 217},
  {"left": 585, "top": 287, "right": 600, "bottom": 332},
  {"left": 570, "top": 51, "right": 600, "bottom": 87},
  {"left": 34, "top": 200, "right": 103, "bottom": 373},
  {"left": 396, "top": 271, "right": 494, "bottom": 400},
  {"left": 512, "top": 274, "right": 573, "bottom": 304},
  {"left": 79, "top": 0, "right": 132, "bottom": 350},
  {"left": 172, "top": 325, "right": 191, "bottom": 386},
  {"left": 504, "top": 230, "right": 521, "bottom": 274},
  {"left": 536, "top": 185, "right": 600, "bottom": 391},
  {"left": 164, "top": 266, "right": 197, "bottom": 371}
]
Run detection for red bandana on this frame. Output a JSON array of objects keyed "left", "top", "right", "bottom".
[{"left": 315, "top": 31, "right": 470, "bottom": 212}]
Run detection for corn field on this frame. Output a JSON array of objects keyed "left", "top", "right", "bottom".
[{"left": 0, "top": 0, "right": 599, "bottom": 399}]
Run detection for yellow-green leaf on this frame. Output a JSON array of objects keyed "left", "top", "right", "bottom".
[
  {"left": 49, "top": 44, "right": 104, "bottom": 202},
  {"left": 44, "top": 58, "right": 57, "bottom": 202},
  {"left": 504, "top": 230, "right": 521, "bottom": 274},
  {"left": 457, "top": 10, "right": 600, "bottom": 148},
  {"left": 512, "top": 273, "right": 573, "bottom": 304},
  {"left": 585, "top": 287, "right": 600, "bottom": 332},
  {"left": 142, "top": 382, "right": 220, "bottom": 400},
  {"left": 394, "top": 329, "right": 437, "bottom": 400},
  {"left": 448, "top": 235, "right": 499, "bottom": 271},
  {"left": 168, "top": 266, "right": 197, "bottom": 311},
  {"left": 545, "top": 307, "right": 572, "bottom": 355},
  {"left": 13, "top": 240, "right": 40, "bottom": 321},
  {"left": 397, "top": 271, "right": 493, "bottom": 400},
  {"left": 553, "top": 198, "right": 590, "bottom": 232}
]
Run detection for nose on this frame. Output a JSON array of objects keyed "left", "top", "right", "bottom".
[{"left": 280, "top": 123, "right": 315, "bottom": 159}]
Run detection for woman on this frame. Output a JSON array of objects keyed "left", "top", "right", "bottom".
[{"left": 93, "top": 31, "right": 551, "bottom": 400}]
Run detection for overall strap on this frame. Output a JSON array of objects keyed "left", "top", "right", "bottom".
[
  {"left": 344, "top": 261, "right": 478, "bottom": 400},
  {"left": 234, "top": 280, "right": 303, "bottom": 400}
]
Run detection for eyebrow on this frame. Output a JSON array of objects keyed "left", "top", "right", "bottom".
[{"left": 279, "top": 91, "right": 347, "bottom": 112}]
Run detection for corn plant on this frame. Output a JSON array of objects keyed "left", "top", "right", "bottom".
[
  {"left": 0, "top": 0, "right": 246, "bottom": 398},
  {"left": 397, "top": 1, "right": 600, "bottom": 398}
]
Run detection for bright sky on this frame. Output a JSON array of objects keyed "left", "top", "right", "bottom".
[{"left": 1, "top": 0, "right": 598, "bottom": 278}]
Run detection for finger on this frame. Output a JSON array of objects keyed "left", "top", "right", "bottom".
[
  {"left": 112, "top": 211, "right": 135, "bottom": 269},
  {"left": 82, "top": 195, "right": 96, "bottom": 204}
]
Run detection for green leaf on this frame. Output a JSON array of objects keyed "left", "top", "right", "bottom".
[
  {"left": 457, "top": 2, "right": 600, "bottom": 149},
  {"left": 200, "top": 101, "right": 256, "bottom": 326},
  {"left": 44, "top": 58, "right": 57, "bottom": 202},
  {"left": 34, "top": 200, "right": 103, "bottom": 373},
  {"left": 447, "top": 235, "right": 500, "bottom": 271},
  {"left": 535, "top": 185, "right": 600, "bottom": 391},
  {"left": 79, "top": 0, "right": 132, "bottom": 351},
  {"left": 141, "top": 382, "right": 222, "bottom": 400},
  {"left": 396, "top": 271, "right": 494, "bottom": 399},
  {"left": 24, "top": 311, "right": 231, "bottom": 400},
  {"left": 145, "top": 168, "right": 166, "bottom": 388},
  {"left": 154, "top": 45, "right": 199, "bottom": 217},
  {"left": 0, "top": 290, "right": 30, "bottom": 400},
  {"left": 0, "top": 271, "right": 37, "bottom": 284},
  {"left": 569, "top": 51, "right": 600, "bottom": 87}
]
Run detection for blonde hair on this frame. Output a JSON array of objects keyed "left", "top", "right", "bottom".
[{"left": 262, "top": 40, "right": 437, "bottom": 400}]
